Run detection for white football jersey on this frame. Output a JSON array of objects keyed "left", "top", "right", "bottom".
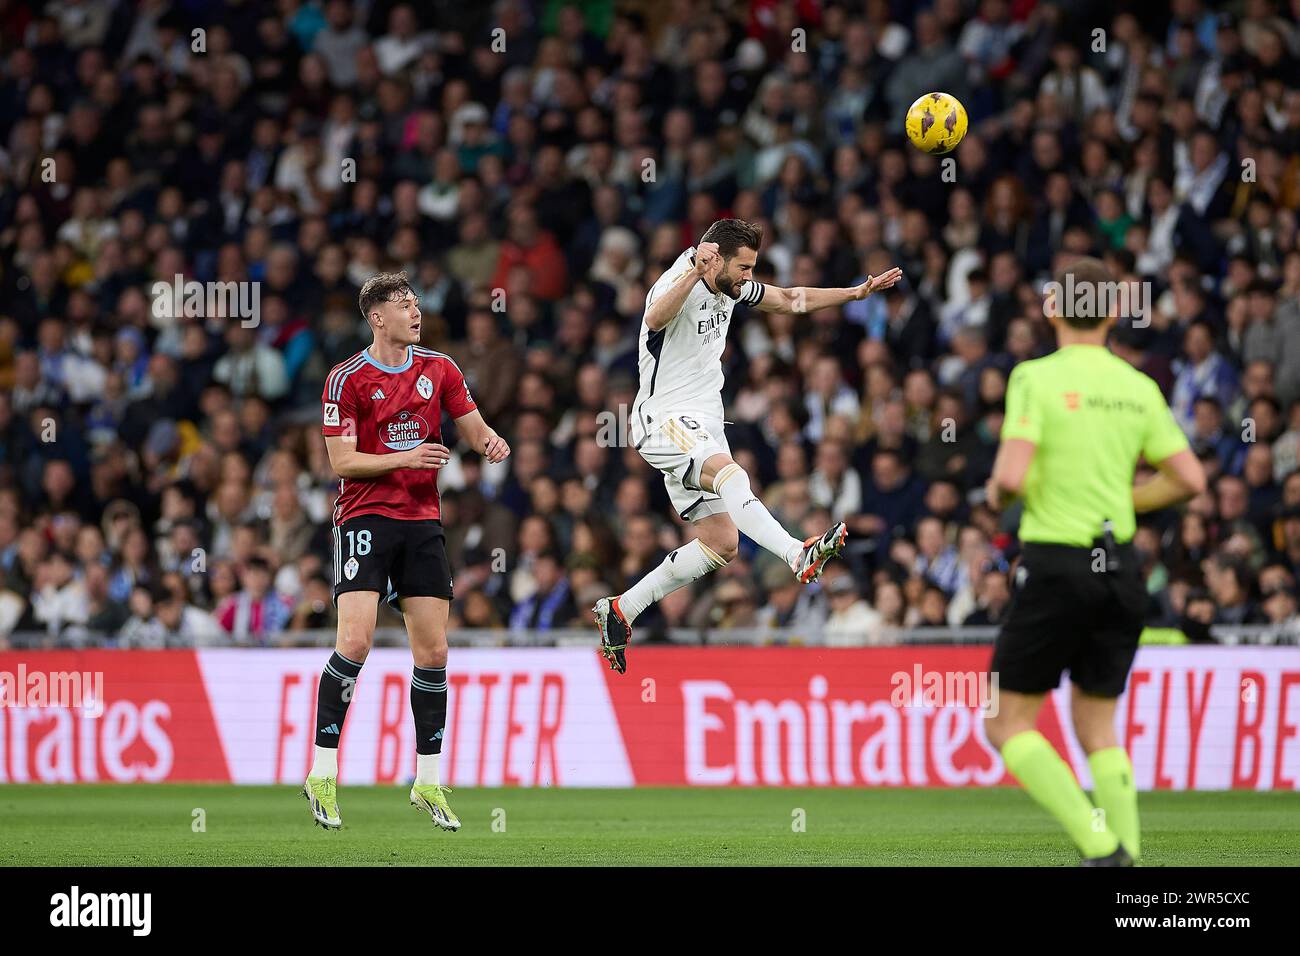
[{"left": 632, "top": 247, "right": 766, "bottom": 436}]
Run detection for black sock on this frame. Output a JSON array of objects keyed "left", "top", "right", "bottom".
[
  {"left": 315, "top": 651, "right": 363, "bottom": 748},
  {"left": 410, "top": 665, "right": 448, "bottom": 756}
]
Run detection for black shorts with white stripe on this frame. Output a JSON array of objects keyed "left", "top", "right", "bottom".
[{"left": 332, "top": 514, "right": 453, "bottom": 604}]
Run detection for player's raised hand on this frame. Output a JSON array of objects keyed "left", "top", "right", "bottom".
[
  {"left": 693, "top": 241, "right": 721, "bottom": 280},
  {"left": 483, "top": 434, "right": 511, "bottom": 464},
  {"left": 853, "top": 267, "right": 905, "bottom": 299},
  {"left": 406, "top": 443, "right": 452, "bottom": 469}
]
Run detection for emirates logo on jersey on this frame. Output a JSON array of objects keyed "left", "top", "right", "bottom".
[
  {"left": 381, "top": 410, "right": 431, "bottom": 450},
  {"left": 416, "top": 374, "right": 434, "bottom": 400},
  {"left": 697, "top": 309, "right": 727, "bottom": 346}
]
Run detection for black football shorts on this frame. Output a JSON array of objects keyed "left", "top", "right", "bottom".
[
  {"left": 991, "top": 540, "right": 1148, "bottom": 698},
  {"left": 332, "top": 514, "right": 453, "bottom": 604}
]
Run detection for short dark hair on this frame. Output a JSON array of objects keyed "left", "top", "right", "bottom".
[
  {"left": 1052, "top": 256, "right": 1114, "bottom": 329},
  {"left": 699, "top": 219, "right": 763, "bottom": 258},
  {"left": 1213, "top": 556, "right": 1252, "bottom": 591},
  {"left": 358, "top": 271, "right": 413, "bottom": 320},
  {"left": 1249, "top": 395, "right": 1282, "bottom": 416}
]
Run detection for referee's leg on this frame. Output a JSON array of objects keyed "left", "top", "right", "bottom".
[
  {"left": 1072, "top": 686, "right": 1141, "bottom": 860},
  {"left": 985, "top": 688, "right": 1121, "bottom": 862},
  {"left": 985, "top": 544, "right": 1126, "bottom": 862}
]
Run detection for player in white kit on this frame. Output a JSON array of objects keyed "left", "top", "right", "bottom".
[{"left": 593, "top": 219, "right": 904, "bottom": 672}]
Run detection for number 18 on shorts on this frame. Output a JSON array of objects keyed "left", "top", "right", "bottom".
[{"left": 332, "top": 514, "right": 454, "bottom": 602}]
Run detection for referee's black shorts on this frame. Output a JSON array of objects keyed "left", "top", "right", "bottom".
[{"left": 991, "top": 539, "right": 1148, "bottom": 698}]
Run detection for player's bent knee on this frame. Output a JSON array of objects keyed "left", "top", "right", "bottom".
[
  {"left": 699, "top": 453, "right": 737, "bottom": 492},
  {"left": 413, "top": 650, "right": 448, "bottom": 669},
  {"left": 335, "top": 624, "right": 374, "bottom": 662},
  {"left": 704, "top": 535, "right": 739, "bottom": 564},
  {"left": 402, "top": 596, "right": 450, "bottom": 668},
  {"left": 695, "top": 516, "right": 739, "bottom": 563},
  {"left": 411, "top": 638, "right": 448, "bottom": 670},
  {"left": 334, "top": 591, "right": 379, "bottom": 661}
]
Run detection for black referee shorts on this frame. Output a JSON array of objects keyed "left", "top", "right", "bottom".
[
  {"left": 332, "top": 514, "right": 454, "bottom": 604},
  {"left": 991, "top": 540, "right": 1148, "bottom": 698}
]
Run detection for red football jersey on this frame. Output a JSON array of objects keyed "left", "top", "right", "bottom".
[{"left": 322, "top": 346, "right": 477, "bottom": 523}]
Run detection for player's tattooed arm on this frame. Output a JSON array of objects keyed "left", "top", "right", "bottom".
[
  {"left": 753, "top": 267, "right": 906, "bottom": 314},
  {"left": 644, "top": 241, "right": 721, "bottom": 331},
  {"left": 454, "top": 409, "right": 511, "bottom": 464},
  {"left": 324, "top": 435, "right": 451, "bottom": 476}
]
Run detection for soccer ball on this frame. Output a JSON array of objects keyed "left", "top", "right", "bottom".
[{"left": 905, "top": 92, "right": 968, "bottom": 155}]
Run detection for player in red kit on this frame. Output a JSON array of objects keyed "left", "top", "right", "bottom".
[{"left": 303, "top": 271, "right": 510, "bottom": 831}]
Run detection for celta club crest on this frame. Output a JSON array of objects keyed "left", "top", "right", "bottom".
[
  {"left": 344, "top": 557, "right": 359, "bottom": 580},
  {"left": 416, "top": 374, "right": 433, "bottom": 400}
]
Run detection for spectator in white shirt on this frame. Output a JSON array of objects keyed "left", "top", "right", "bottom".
[
  {"left": 804, "top": 354, "right": 860, "bottom": 443},
  {"left": 809, "top": 439, "right": 864, "bottom": 521},
  {"left": 374, "top": 4, "right": 435, "bottom": 76},
  {"left": 821, "top": 570, "right": 883, "bottom": 646}
]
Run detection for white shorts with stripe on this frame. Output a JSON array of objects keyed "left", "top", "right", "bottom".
[{"left": 634, "top": 412, "right": 731, "bottom": 522}]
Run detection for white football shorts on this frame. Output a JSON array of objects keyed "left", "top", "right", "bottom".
[{"left": 634, "top": 412, "right": 731, "bottom": 522}]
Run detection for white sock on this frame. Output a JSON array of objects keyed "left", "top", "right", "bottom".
[
  {"left": 619, "top": 538, "right": 728, "bottom": 623},
  {"left": 415, "top": 753, "right": 440, "bottom": 786},
  {"left": 310, "top": 745, "right": 338, "bottom": 779},
  {"left": 712, "top": 463, "right": 803, "bottom": 568}
]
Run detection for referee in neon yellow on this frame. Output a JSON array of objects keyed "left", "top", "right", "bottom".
[{"left": 983, "top": 257, "right": 1207, "bottom": 866}]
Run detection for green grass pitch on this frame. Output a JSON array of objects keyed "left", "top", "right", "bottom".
[{"left": 3, "top": 785, "right": 1297, "bottom": 866}]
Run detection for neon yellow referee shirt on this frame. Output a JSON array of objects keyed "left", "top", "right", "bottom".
[{"left": 1000, "top": 344, "right": 1190, "bottom": 546}]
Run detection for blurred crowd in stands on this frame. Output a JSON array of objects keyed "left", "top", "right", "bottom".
[{"left": 1, "top": 0, "right": 1299, "bottom": 647}]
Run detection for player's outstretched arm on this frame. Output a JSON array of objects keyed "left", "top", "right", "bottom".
[
  {"left": 454, "top": 409, "right": 511, "bottom": 464},
  {"left": 324, "top": 435, "right": 450, "bottom": 478},
  {"left": 753, "top": 267, "right": 905, "bottom": 314}
]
